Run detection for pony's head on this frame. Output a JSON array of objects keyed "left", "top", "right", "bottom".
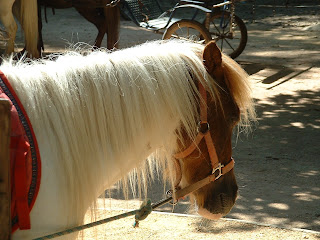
[{"left": 175, "top": 41, "right": 255, "bottom": 219}]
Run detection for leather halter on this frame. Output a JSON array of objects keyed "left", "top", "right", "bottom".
[{"left": 172, "top": 80, "right": 235, "bottom": 201}]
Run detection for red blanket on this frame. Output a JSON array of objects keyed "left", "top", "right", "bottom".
[{"left": 0, "top": 70, "right": 41, "bottom": 233}]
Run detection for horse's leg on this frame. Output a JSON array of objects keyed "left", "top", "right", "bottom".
[
  {"left": 75, "top": 7, "right": 107, "bottom": 48},
  {"left": 0, "top": 0, "right": 17, "bottom": 55},
  {"left": 103, "top": 4, "right": 120, "bottom": 49},
  {"left": 13, "top": 0, "right": 40, "bottom": 58},
  {"left": 94, "top": 28, "right": 105, "bottom": 48},
  {"left": 37, "top": 1, "right": 44, "bottom": 52}
]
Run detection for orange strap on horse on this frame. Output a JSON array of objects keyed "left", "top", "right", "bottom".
[
  {"left": 172, "top": 80, "right": 235, "bottom": 200},
  {"left": 174, "top": 159, "right": 234, "bottom": 200}
]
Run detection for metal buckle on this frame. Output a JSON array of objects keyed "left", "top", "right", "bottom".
[
  {"left": 197, "top": 121, "right": 210, "bottom": 134},
  {"left": 212, "top": 163, "right": 224, "bottom": 180}
]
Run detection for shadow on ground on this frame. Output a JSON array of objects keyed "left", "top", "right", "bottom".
[{"left": 229, "top": 87, "right": 320, "bottom": 231}]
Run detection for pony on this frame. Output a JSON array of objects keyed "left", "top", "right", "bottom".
[
  {"left": 0, "top": 0, "right": 39, "bottom": 58},
  {"left": 0, "top": 40, "right": 255, "bottom": 239}
]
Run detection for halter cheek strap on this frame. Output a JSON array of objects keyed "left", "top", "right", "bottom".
[{"left": 172, "top": 80, "right": 235, "bottom": 201}]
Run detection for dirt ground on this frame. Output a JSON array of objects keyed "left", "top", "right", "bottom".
[{"left": 1, "top": 0, "right": 320, "bottom": 239}]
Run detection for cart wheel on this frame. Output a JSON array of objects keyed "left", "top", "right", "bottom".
[
  {"left": 162, "top": 20, "right": 212, "bottom": 44},
  {"left": 208, "top": 11, "right": 247, "bottom": 59}
]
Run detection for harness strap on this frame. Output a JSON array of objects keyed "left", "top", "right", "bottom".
[
  {"left": 174, "top": 159, "right": 235, "bottom": 200},
  {"left": 174, "top": 81, "right": 219, "bottom": 167},
  {"left": 174, "top": 133, "right": 204, "bottom": 159},
  {"left": 172, "top": 80, "right": 234, "bottom": 200},
  {"left": 14, "top": 138, "right": 31, "bottom": 229}
]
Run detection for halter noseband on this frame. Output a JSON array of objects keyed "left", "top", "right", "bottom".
[{"left": 172, "top": 80, "right": 235, "bottom": 201}]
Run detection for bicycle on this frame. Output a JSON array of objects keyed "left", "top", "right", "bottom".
[
  {"left": 205, "top": 0, "right": 247, "bottom": 59},
  {"left": 120, "top": 0, "right": 247, "bottom": 58}
]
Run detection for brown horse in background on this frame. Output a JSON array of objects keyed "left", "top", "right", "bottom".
[{"left": 38, "top": 0, "right": 120, "bottom": 52}]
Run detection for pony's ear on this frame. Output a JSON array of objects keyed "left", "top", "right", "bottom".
[{"left": 203, "top": 41, "right": 222, "bottom": 73}]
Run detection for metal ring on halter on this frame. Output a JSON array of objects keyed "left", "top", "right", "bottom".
[
  {"left": 197, "top": 121, "right": 210, "bottom": 134},
  {"left": 166, "top": 189, "right": 178, "bottom": 206}
]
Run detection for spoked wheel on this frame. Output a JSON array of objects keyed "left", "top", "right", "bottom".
[
  {"left": 208, "top": 11, "right": 247, "bottom": 59},
  {"left": 162, "top": 20, "right": 212, "bottom": 44}
]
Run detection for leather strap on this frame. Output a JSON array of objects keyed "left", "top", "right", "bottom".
[
  {"left": 14, "top": 138, "right": 31, "bottom": 229},
  {"left": 174, "top": 81, "right": 220, "bottom": 169},
  {"left": 174, "top": 159, "right": 235, "bottom": 200},
  {"left": 172, "top": 80, "right": 235, "bottom": 200}
]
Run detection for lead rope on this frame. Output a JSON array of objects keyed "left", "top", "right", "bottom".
[{"left": 32, "top": 197, "right": 173, "bottom": 240}]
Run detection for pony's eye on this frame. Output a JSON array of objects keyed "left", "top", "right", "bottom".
[
  {"left": 230, "top": 115, "right": 240, "bottom": 125},
  {"left": 233, "top": 116, "right": 239, "bottom": 122},
  {"left": 230, "top": 105, "right": 240, "bottom": 125}
]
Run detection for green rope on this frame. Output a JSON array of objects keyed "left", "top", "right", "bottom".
[
  {"left": 32, "top": 197, "right": 173, "bottom": 240},
  {"left": 32, "top": 210, "right": 137, "bottom": 240}
]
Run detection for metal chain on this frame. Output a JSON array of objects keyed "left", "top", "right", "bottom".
[
  {"left": 229, "top": 0, "right": 235, "bottom": 37},
  {"left": 252, "top": 0, "right": 256, "bottom": 23}
]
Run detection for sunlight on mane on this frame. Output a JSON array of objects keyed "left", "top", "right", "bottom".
[{"left": 222, "top": 54, "right": 256, "bottom": 132}]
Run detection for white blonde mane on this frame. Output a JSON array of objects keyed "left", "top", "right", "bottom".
[{"left": 1, "top": 40, "right": 216, "bottom": 224}]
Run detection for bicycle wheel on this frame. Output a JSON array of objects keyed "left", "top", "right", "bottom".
[
  {"left": 208, "top": 11, "right": 247, "bottom": 59},
  {"left": 162, "top": 20, "right": 212, "bottom": 44}
]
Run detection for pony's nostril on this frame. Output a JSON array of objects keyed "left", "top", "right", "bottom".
[
  {"left": 219, "top": 193, "right": 230, "bottom": 208},
  {"left": 218, "top": 193, "right": 236, "bottom": 214},
  {"left": 220, "top": 193, "right": 225, "bottom": 207}
]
